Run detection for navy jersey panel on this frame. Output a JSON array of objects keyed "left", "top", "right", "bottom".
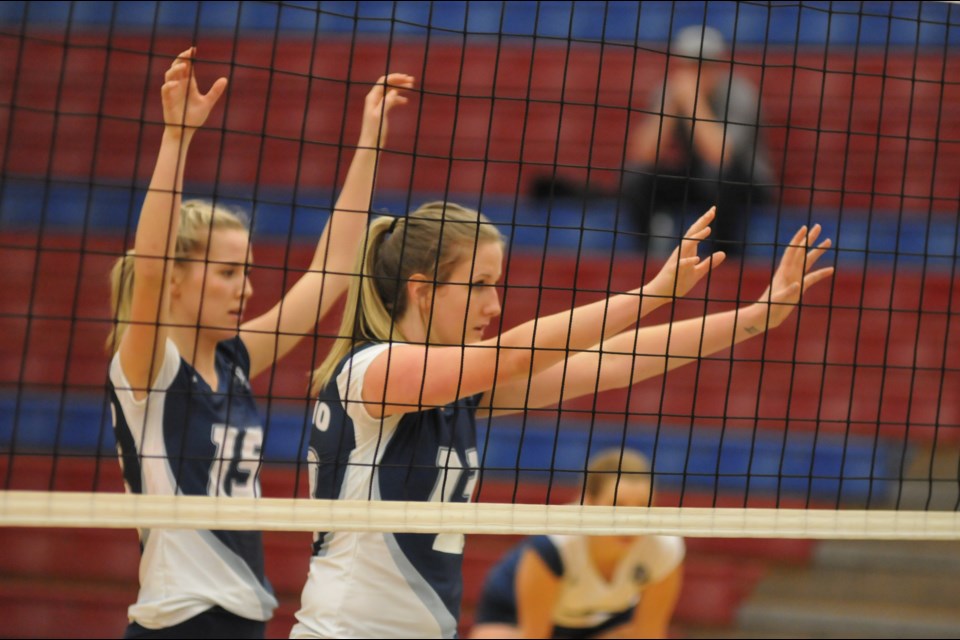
[
  {"left": 306, "top": 342, "right": 484, "bottom": 626},
  {"left": 309, "top": 355, "right": 358, "bottom": 555},
  {"left": 474, "top": 544, "right": 523, "bottom": 625},
  {"left": 474, "top": 536, "right": 563, "bottom": 626},
  {"left": 160, "top": 337, "right": 262, "bottom": 497},
  {"left": 527, "top": 535, "right": 564, "bottom": 576},
  {"left": 383, "top": 393, "right": 482, "bottom": 623},
  {"left": 111, "top": 392, "right": 144, "bottom": 495}
]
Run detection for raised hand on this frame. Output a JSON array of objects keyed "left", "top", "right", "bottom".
[
  {"left": 359, "top": 73, "right": 415, "bottom": 150},
  {"left": 756, "top": 224, "right": 834, "bottom": 328},
  {"left": 646, "top": 206, "right": 726, "bottom": 300},
  {"left": 161, "top": 47, "right": 228, "bottom": 135}
]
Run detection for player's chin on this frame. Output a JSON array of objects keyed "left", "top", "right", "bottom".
[
  {"left": 203, "top": 319, "right": 242, "bottom": 339},
  {"left": 466, "top": 328, "right": 486, "bottom": 343}
]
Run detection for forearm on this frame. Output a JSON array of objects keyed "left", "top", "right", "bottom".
[
  {"left": 247, "top": 139, "right": 377, "bottom": 358},
  {"left": 596, "top": 302, "right": 769, "bottom": 391},
  {"left": 298, "top": 137, "right": 378, "bottom": 322},
  {"left": 626, "top": 616, "right": 670, "bottom": 639},
  {"left": 309, "top": 139, "right": 378, "bottom": 274},
  {"left": 498, "top": 284, "right": 674, "bottom": 379},
  {"left": 135, "top": 129, "right": 192, "bottom": 277}
]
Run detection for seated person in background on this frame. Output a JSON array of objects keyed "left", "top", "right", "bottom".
[
  {"left": 470, "top": 449, "right": 684, "bottom": 639},
  {"left": 624, "top": 25, "right": 775, "bottom": 255}
]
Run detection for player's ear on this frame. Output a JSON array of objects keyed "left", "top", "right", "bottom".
[
  {"left": 406, "top": 274, "right": 431, "bottom": 312},
  {"left": 169, "top": 262, "right": 188, "bottom": 299}
]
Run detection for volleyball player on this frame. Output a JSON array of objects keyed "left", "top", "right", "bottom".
[
  {"left": 105, "top": 46, "right": 413, "bottom": 638},
  {"left": 291, "top": 199, "right": 832, "bottom": 638},
  {"left": 470, "top": 449, "right": 684, "bottom": 639}
]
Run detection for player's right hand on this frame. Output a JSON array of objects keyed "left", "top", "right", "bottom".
[{"left": 162, "top": 46, "right": 228, "bottom": 134}]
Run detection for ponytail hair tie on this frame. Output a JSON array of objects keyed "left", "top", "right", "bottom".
[{"left": 388, "top": 217, "right": 399, "bottom": 233}]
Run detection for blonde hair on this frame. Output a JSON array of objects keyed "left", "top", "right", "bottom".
[
  {"left": 105, "top": 200, "right": 249, "bottom": 353},
  {"left": 310, "top": 201, "right": 503, "bottom": 394},
  {"left": 584, "top": 448, "right": 652, "bottom": 500}
]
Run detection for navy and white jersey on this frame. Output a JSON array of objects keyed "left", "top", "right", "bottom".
[
  {"left": 292, "top": 343, "right": 482, "bottom": 639},
  {"left": 476, "top": 533, "right": 685, "bottom": 636},
  {"left": 108, "top": 337, "right": 277, "bottom": 629}
]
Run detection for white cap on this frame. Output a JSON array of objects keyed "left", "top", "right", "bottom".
[{"left": 671, "top": 25, "right": 727, "bottom": 60}]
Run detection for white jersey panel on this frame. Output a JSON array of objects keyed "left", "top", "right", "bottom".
[
  {"left": 110, "top": 339, "right": 181, "bottom": 497},
  {"left": 294, "top": 343, "right": 460, "bottom": 639},
  {"left": 551, "top": 534, "right": 685, "bottom": 630}
]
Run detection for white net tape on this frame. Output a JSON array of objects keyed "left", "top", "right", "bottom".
[{"left": 2, "top": 491, "right": 958, "bottom": 540}]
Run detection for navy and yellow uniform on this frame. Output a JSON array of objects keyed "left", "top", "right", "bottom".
[
  {"left": 292, "top": 343, "right": 481, "bottom": 639},
  {"left": 108, "top": 337, "right": 277, "bottom": 632}
]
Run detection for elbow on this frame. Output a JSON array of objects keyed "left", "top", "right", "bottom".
[
  {"left": 134, "top": 258, "right": 168, "bottom": 287},
  {"left": 495, "top": 346, "right": 534, "bottom": 385},
  {"left": 597, "top": 356, "right": 638, "bottom": 393}
]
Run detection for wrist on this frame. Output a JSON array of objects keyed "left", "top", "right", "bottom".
[
  {"left": 741, "top": 303, "right": 773, "bottom": 335},
  {"left": 356, "top": 128, "right": 384, "bottom": 151},
  {"left": 162, "top": 127, "right": 194, "bottom": 145},
  {"left": 645, "top": 282, "right": 669, "bottom": 301},
  {"left": 639, "top": 284, "right": 670, "bottom": 313}
]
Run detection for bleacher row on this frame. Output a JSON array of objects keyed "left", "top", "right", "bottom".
[
  {"left": 3, "top": 180, "right": 960, "bottom": 263},
  {"left": 2, "top": 231, "right": 957, "bottom": 499},
  {"left": 2, "top": 33, "right": 958, "bottom": 214},
  {"left": 3, "top": 0, "right": 958, "bottom": 46}
]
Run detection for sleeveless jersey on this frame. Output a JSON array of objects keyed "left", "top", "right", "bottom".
[
  {"left": 292, "top": 343, "right": 482, "bottom": 639},
  {"left": 479, "top": 533, "right": 685, "bottom": 634},
  {"left": 108, "top": 337, "right": 277, "bottom": 629}
]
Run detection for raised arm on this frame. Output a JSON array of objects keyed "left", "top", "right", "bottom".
[
  {"left": 479, "top": 211, "right": 725, "bottom": 416},
  {"left": 487, "top": 225, "right": 832, "bottom": 415},
  {"left": 118, "top": 47, "right": 227, "bottom": 396},
  {"left": 363, "top": 210, "right": 723, "bottom": 418},
  {"left": 241, "top": 73, "right": 414, "bottom": 378}
]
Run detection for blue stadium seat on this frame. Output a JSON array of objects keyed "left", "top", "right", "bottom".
[
  {"left": 4, "top": 1, "right": 958, "bottom": 47},
  {"left": 0, "top": 390, "right": 899, "bottom": 504}
]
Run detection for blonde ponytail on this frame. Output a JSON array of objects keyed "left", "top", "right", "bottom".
[
  {"left": 310, "top": 217, "right": 395, "bottom": 392},
  {"left": 105, "top": 250, "right": 137, "bottom": 353}
]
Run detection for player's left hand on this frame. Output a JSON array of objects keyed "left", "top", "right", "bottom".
[
  {"left": 359, "top": 73, "right": 415, "bottom": 150},
  {"left": 755, "top": 224, "right": 833, "bottom": 328}
]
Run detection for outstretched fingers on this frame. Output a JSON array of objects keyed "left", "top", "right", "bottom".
[
  {"left": 803, "top": 237, "right": 832, "bottom": 272},
  {"left": 801, "top": 266, "right": 835, "bottom": 294},
  {"left": 160, "top": 46, "right": 228, "bottom": 130},
  {"left": 676, "top": 214, "right": 714, "bottom": 264},
  {"left": 694, "top": 250, "right": 726, "bottom": 276},
  {"left": 368, "top": 73, "right": 415, "bottom": 108},
  {"left": 685, "top": 206, "right": 716, "bottom": 238},
  {"left": 202, "top": 76, "right": 229, "bottom": 106},
  {"left": 781, "top": 225, "right": 809, "bottom": 269}
]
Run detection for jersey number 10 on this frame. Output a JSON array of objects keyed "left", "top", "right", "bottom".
[{"left": 429, "top": 446, "right": 479, "bottom": 554}]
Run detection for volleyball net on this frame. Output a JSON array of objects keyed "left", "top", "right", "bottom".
[{"left": 1, "top": 1, "right": 959, "bottom": 539}]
